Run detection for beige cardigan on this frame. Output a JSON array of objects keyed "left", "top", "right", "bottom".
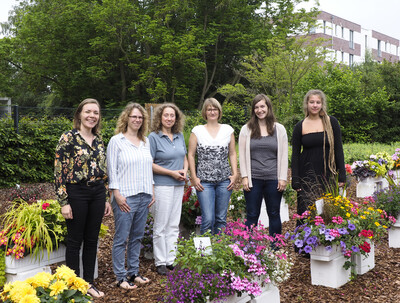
[{"left": 238, "top": 123, "right": 288, "bottom": 188}]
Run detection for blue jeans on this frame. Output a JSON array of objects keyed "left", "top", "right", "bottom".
[
  {"left": 244, "top": 179, "right": 282, "bottom": 236},
  {"left": 112, "top": 193, "right": 150, "bottom": 281},
  {"left": 197, "top": 179, "right": 232, "bottom": 234}
]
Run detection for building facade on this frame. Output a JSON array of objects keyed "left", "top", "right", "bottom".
[{"left": 309, "top": 11, "right": 399, "bottom": 66}]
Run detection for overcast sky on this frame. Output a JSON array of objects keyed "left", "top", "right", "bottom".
[{"left": 1, "top": 0, "right": 400, "bottom": 39}]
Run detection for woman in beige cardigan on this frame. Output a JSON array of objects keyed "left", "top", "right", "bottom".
[{"left": 238, "top": 94, "right": 288, "bottom": 236}]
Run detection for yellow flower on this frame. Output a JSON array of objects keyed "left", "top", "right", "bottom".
[
  {"left": 364, "top": 211, "right": 370, "bottom": 215},
  {"left": 346, "top": 213, "right": 351, "bottom": 218},
  {"left": 360, "top": 216, "right": 366, "bottom": 219},
  {"left": 9, "top": 281, "right": 36, "bottom": 302},
  {"left": 383, "top": 225, "right": 388, "bottom": 229},
  {"left": 49, "top": 280, "right": 68, "bottom": 296},
  {"left": 54, "top": 265, "right": 77, "bottom": 282},
  {"left": 27, "top": 272, "right": 53, "bottom": 288},
  {"left": 377, "top": 209, "right": 383, "bottom": 213},
  {"left": 20, "top": 294, "right": 40, "bottom": 303},
  {"left": 375, "top": 222, "right": 380, "bottom": 227},
  {"left": 69, "top": 276, "right": 89, "bottom": 294}
]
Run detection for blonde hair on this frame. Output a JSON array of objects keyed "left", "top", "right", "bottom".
[
  {"left": 201, "top": 98, "right": 222, "bottom": 120},
  {"left": 115, "top": 103, "right": 148, "bottom": 142},
  {"left": 73, "top": 98, "right": 101, "bottom": 134},
  {"left": 151, "top": 103, "right": 185, "bottom": 134},
  {"left": 303, "top": 89, "right": 336, "bottom": 176}
]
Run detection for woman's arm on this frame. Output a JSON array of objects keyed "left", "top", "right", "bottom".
[
  {"left": 188, "top": 132, "right": 203, "bottom": 191},
  {"left": 227, "top": 133, "right": 238, "bottom": 191},
  {"left": 291, "top": 121, "right": 303, "bottom": 191}
]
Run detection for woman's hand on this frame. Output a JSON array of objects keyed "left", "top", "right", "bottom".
[
  {"left": 104, "top": 202, "right": 112, "bottom": 216},
  {"left": 115, "top": 192, "right": 130, "bottom": 212},
  {"left": 227, "top": 174, "right": 237, "bottom": 191},
  {"left": 148, "top": 195, "right": 156, "bottom": 208},
  {"left": 171, "top": 169, "right": 186, "bottom": 181},
  {"left": 61, "top": 204, "right": 73, "bottom": 219},
  {"left": 277, "top": 180, "right": 287, "bottom": 192},
  {"left": 192, "top": 176, "right": 204, "bottom": 192},
  {"left": 242, "top": 177, "right": 250, "bottom": 191}
]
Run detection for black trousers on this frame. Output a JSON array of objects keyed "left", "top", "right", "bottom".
[{"left": 65, "top": 183, "right": 105, "bottom": 283}]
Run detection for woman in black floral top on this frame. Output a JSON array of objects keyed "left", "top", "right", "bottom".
[{"left": 54, "top": 98, "right": 111, "bottom": 299}]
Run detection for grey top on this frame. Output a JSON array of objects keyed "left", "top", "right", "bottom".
[
  {"left": 250, "top": 131, "right": 278, "bottom": 180},
  {"left": 148, "top": 131, "right": 187, "bottom": 186}
]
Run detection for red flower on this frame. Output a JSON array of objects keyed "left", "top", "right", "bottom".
[
  {"left": 359, "top": 229, "right": 374, "bottom": 239},
  {"left": 182, "top": 187, "right": 192, "bottom": 203},
  {"left": 42, "top": 202, "right": 50, "bottom": 210},
  {"left": 345, "top": 164, "right": 352, "bottom": 174},
  {"left": 359, "top": 241, "right": 371, "bottom": 253},
  {"left": 194, "top": 200, "right": 200, "bottom": 208}
]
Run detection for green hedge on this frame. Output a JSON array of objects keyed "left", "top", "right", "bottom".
[{"left": 0, "top": 116, "right": 116, "bottom": 188}]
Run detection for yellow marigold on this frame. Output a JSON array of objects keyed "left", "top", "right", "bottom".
[
  {"left": 9, "top": 281, "right": 36, "bottom": 302},
  {"left": 27, "top": 272, "right": 53, "bottom": 288},
  {"left": 54, "top": 265, "right": 77, "bottom": 282},
  {"left": 20, "top": 294, "right": 40, "bottom": 303},
  {"left": 377, "top": 209, "right": 383, "bottom": 213},
  {"left": 360, "top": 216, "right": 366, "bottom": 219},
  {"left": 69, "top": 276, "right": 89, "bottom": 294},
  {"left": 49, "top": 280, "right": 68, "bottom": 296},
  {"left": 346, "top": 213, "right": 351, "bottom": 218},
  {"left": 375, "top": 222, "right": 380, "bottom": 227}
]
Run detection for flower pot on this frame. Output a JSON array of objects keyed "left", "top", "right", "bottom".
[
  {"left": 310, "top": 254, "right": 350, "bottom": 288},
  {"left": 309, "top": 245, "right": 342, "bottom": 261},
  {"left": 392, "top": 169, "right": 400, "bottom": 185},
  {"left": 206, "top": 282, "right": 280, "bottom": 303},
  {"left": 5, "top": 244, "right": 66, "bottom": 283},
  {"left": 259, "top": 197, "right": 289, "bottom": 228},
  {"left": 351, "top": 240, "right": 375, "bottom": 275},
  {"left": 356, "top": 176, "right": 389, "bottom": 198}
]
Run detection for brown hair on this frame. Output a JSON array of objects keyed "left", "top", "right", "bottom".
[
  {"left": 303, "top": 89, "right": 336, "bottom": 175},
  {"left": 73, "top": 98, "right": 101, "bottom": 134},
  {"left": 201, "top": 98, "right": 222, "bottom": 120},
  {"left": 247, "top": 94, "right": 276, "bottom": 138},
  {"left": 115, "top": 103, "right": 148, "bottom": 142},
  {"left": 150, "top": 103, "right": 185, "bottom": 134}
]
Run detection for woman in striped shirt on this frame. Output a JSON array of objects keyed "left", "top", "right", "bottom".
[{"left": 107, "top": 103, "right": 154, "bottom": 289}]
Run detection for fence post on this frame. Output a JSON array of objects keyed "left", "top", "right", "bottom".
[{"left": 12, "top": 105, "right": 19, "bottom": 134}]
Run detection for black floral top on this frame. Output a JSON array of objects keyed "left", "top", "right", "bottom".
[{"left": 54, "top": 129, "right": 108, "bottom": 206}]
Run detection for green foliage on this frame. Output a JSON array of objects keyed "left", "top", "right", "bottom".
[
  {"left": 220, "top": 103, "right": 248, "bottom": 139},
  {"left": 227, "top": 190, "right": 246, "bottom": 221},
  {"left": 0, "top": 116, "right": 116, "bottom": 187},
  {"left": 0, "top": 250, "right": 5, "bottom": 288},
  {"left": 342, "top": 142, "right": 400, "bottom": 165},
  {"left": 373, "top": 184, "right": 400, "bottom": 218}
]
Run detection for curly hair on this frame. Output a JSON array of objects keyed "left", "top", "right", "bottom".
[
  {"left": 247, "top": 94, "right": 276, "bottom": 139},
  {"left": 73, "top": 98, "right": 102, "bottom": 134},
  {"left": 115, "top": 103, "right": 148, "bottom": 142},
  {"left": 303, "top": 89, "right": 336, "bottom": 176},
  {"left": 150, "top": 103, "right": 185, "bottom": 134}
]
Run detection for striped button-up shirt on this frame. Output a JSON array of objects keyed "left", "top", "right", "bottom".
[{"left": 107, "top": 133, "right": 153, "bottom": 197}]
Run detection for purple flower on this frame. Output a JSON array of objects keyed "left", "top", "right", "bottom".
[
  {"left": 340, "top": 241, "right": 346, "bottom": 249},
  {"left": 318, "top": 227, "right": 326, "bottom": 234},
  {"left": 306, "top": 236, "right": 318, "bottom": 245},
  {"left": 294, "top": 239, "right": 304, "bottom": 248},
  {"left": 325, "top": 234, "right": 335, "bottom": 241},
  {"left": 351, "top": 246, "right": 360, "bottom": 252},
  {"left": 338, "top": 228, "right": 348, "bottom": 235},
  {"left": 348, "top": 223, "right": 356, "bottom": 231},
  {"left": 304, "top": 245, "right": 313, "bottom": 253}
]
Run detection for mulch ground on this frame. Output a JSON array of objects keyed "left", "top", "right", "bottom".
[{"left": 1, "top": 179, "right": 400, "bottom": 302}]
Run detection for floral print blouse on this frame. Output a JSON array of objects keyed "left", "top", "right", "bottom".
[{"left": 54, "top": 129, "right": 108, "bottom": 206}]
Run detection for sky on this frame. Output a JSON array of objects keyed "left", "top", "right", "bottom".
[{"left": 1, "top": 0, "right": 399, "bottom": 39}]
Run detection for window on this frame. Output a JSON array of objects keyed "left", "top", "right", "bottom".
[
  {"left": 341, "top": 52, "right": 344, "bottom": 62},
  {"left": 349, "top": 54, "right": 354, "bottom": 67},
  {"left": 365, "top": 35, "right": 368, "bottom": 49},
  {"left": 378, "top": 40, "right": 382, "bottom": 57},
  {"left": 349, "top": 30, "right": 354, "bottom": 49},
  {"left": 335, "top": 25, "right": 338, "bottom": 36},
  {"left": 323, "top": 21, "right": 326, "bottom": 34},
  {"left": 341, "top": 27, "right": 344, "bottom": 38}
]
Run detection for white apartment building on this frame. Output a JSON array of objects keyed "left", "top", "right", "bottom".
[{"left": 309, "top": 11, "right": 399, "bottom": 66}]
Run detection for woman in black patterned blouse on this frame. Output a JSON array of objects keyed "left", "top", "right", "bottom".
[{"left": 54, "top": 98, "right": 111, "bottom": 298}]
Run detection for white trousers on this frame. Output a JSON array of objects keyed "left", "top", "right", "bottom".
[{"left": 152, "top": 185, "right": 184, "bottom": 266}]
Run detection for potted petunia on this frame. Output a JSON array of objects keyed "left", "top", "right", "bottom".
[
  {"left": 351, "top": 152, "right": 393, "bottom": 197},
  {"left": 162, "top": 220, "right": 292, "bottom": 302},
  {"left": 287, "top": 193, "right": 391, "bottom": 287}
]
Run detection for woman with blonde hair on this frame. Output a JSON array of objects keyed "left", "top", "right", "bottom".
[
  {"left": 188, "top": 98, "right": 237, "bottom": 235},
  {"left": 291, "top": 89, "right": 346, "bottom": 223},
  {"left": 148, "top": 103, "right": 187, "bottom": 275},
  {"left": 55, "top": 98, "right": 111, "bottom": 298},
  {"left": 107, "top": 102, "right": 154, "bottom": 289}
]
